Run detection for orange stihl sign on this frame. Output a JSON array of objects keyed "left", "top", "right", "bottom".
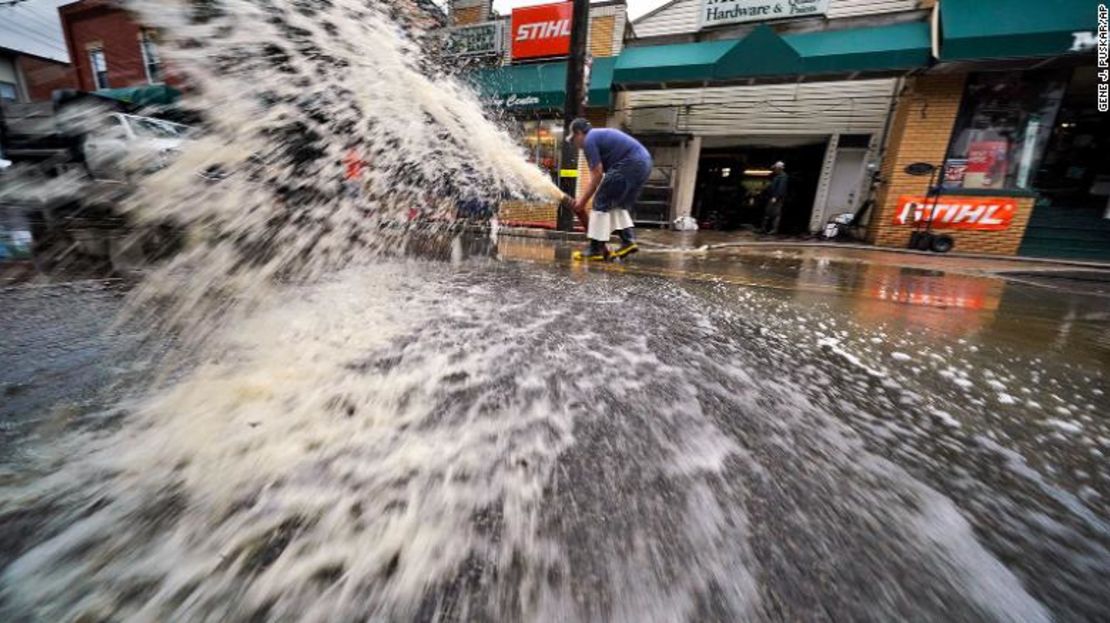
[
  {"left": 511, "top": 2, "right": 573, "bottom": 60},
  {"left": 892, "top": 196, "right": 1017, "bottom": 231}
]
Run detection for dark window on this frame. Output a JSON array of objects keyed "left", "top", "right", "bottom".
[
  {"left": 89, "top": 48, "right": 109, "bottom": 89},
  {"left": 0, "top": 81, "right": 17, "bottom": 102},
  {"left": 943, "top": 71, "right": 1068, "bottom": 191},
  {"left": 141, "top": 31, "right": 162, "bottom": 83},
  {"left": 839, "top": 134, "right": 872, "bottom": 149}
]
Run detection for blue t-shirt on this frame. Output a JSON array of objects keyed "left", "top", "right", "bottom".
[{"left": 583, "top": 128, "right": 650, "bottom": 171}]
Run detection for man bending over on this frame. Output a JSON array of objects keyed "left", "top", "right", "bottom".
[{"left": 568, "top": 119, "right": 652, "bottom": 261}]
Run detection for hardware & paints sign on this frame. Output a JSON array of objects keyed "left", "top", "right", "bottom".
[{"left": 701, "top": 0, "right": 829, "bottom": 28}]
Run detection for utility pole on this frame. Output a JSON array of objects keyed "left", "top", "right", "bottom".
[{"left": 556, "top": 0, "right": 590, "bottom": 231}]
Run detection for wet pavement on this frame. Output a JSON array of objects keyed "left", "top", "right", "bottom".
[{"left": 0, "top": 238, "right": 1108, "bottom": 621}]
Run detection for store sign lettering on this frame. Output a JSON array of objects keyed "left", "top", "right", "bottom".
[
  {"left": 700, "top": 0, "right": 829, "bottom": 28},
  {"left": 1071, "top": 31, "right": 1097, "bottom": 52},
  {"left": 511, "top": 2, "right": 573, "bottom": 60},
  {"left": 515, "top": 20, "right": 571, "bottom": 42},
  {"left": 446, "top": 21, "right": 504, "bottom": 57},
  {"left": 490, "top": 94, "right": 542, "bottom": 108},
  {"left": 893, "top": 196, "right": 1016, "bottom": 231}
]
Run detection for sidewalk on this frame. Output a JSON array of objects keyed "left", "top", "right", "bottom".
[{"left": 494, "top": 224, "right": 1110, "bottom": 276}]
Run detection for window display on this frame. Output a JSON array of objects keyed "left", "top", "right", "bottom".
[
  {"left": 944, "top": 71, "right": 1067, "bottom": 191},
  {"left": 517, "top": 119, "right": 562, "bottom": 183}
]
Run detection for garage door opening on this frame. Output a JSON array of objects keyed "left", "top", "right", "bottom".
[{"left": 691, "top": 140, "right": 827, "bottom": 235}]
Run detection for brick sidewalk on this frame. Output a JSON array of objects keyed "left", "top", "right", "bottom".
[{"left": 493, "top": 225, "right": 1110, "bottom": 274}]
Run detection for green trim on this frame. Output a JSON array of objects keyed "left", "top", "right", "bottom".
[
  {"left": 469, "top": 57, "right": 615, "bottom": 111},
  {"left": 715, "top": 25, "right": 802, "bottom": 79},
  {"left": 939, "top": 188, "right": 1039, "bottom": 198},
  {"left": 614, "top": 40, "right": 734, "bottom": 84},
  {"left": 613, "top": 22, "right": 931, "bottom": 86},
  {"left": 588, "top": 57, "right": 616, "bottom": 108},
  {"left": 940, "top": 0, "right": 1100, "bottom": 61},
  {"left": 471, "top": 20, "right": 933, "bottom": 107},
  {"left": 95, "top": 85, "right": 181, "bottom": 106},
  {"left": 788, "top": 22, "right": 933, "bottom": 75}
]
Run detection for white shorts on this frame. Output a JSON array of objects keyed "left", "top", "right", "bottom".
[{"left": 588, "top": 208, "right": 634, "bottom": 242}]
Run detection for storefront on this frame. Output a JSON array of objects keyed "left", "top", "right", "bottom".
[
  {"left": 617, "top": 1, "right": 934, "bottom": 233},
  {"left": 470, "top": 57, "right": 616, "bottom": 183},
  {"left": 869, "top": 0, "right": 1107, "bottom": 259},
  {"left": 451, "top": 0, "right": 627, "bottom": 226}
]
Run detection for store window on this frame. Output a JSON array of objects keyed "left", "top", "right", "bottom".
[
  {"left": 517, "top": 119, "right": 562, "bottom": 182},
  {"left": 944, "top": 71, "right": 1068, "bottom": 192},
  {"left": 140, "top": 31, "right": 162, "bottom": 83},
  {"left": 89, "top": 48, "right": 109, "bottom": 89},
  {"left": 1033, "top": 67, "right": 1110, "bottom": 205}
]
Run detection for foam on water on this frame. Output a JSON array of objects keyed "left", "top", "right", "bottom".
[
  {"left": 113, "top": 0, "right": 561, "bottom": 334},
  {"left": 2, "top": 1, "right": 1107, "bottom": 620},
  {"left": 0, "top": 267, "right": 753, "bottom": 621}
]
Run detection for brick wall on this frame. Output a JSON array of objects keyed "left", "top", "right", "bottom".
[
  {"left": 575, "top": 109, "right": 610, "bottom": 201},
  {"left": 499, "top": 200, "right": 559, "bottom": 227},
  {"left": 868, "top": 73, "right": 1038, "bottom": 256},
  {"left": 452, "top": 6, "right": 483, "bottom": 26},
  {"left": 16, "top": 56, "right": 77, "bottom": 101},
  {"left": 61, "top": 1, "right": 147, "bottom": 91}
]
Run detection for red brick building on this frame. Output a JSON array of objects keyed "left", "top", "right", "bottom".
[
  {"left": 55, "top": 0, "right": 442, "bottom": 94},
  {"left": 59, "top": 0, "right": 171, "bottom": 92},
  {"left": 0, "top": 49, "right": 76, "bottom": 103},
  {"left": 18, "top": 54, "right": 77, "bottom": 101}
]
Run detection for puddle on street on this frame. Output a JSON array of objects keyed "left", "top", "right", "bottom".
[
  {"left": 2, "top": 252, "right": 1107, "bottom": 621},
  {"left": 0, "top": 0, "right": 1108, "bottom": 619}
]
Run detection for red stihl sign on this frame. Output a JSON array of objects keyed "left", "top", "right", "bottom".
[
  {"left": 511, "top": 2, "right": 573, "bottom": 60},
  {"left": 892, "top": 196, "right": 1016, "bottom": 231}
]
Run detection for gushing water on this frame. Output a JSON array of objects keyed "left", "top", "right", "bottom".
[
  {"left": 2, "top": 1, "right": 1108, "bottom": 621},
  {"left": 115, "top": 0, "right": 561, "bottom": 332}
]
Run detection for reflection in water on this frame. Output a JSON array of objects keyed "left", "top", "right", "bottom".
[
  {"left": 3, "top": 260, "right": 1106, "bottom": 621},
  {"left": 0, "top": 0, "right": 1107, "bottom": 617},
  {"left": 849, "top": 263, "right": 1003, "bottom": 339}
]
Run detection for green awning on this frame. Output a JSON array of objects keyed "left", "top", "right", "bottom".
[
  {"left": 788, "top": 22, "right": 933, "bottom": 75},
  {"left": 715, "top": 25, "right": 804, "bottom": 79},
  {"left": 589, "top": 56, "right": 616, "bottom": 107},
  {"left": 940, "top": 0, "right": 1099, "bottom": 61},
  {"left": 614, "top": 40, "right": 734, "bottom": 84},
  {"left": 95, "top": 85, "right": 182, "bottom": 106},
  {"left": 614, "top": 23, "right": 931, "bottom": 86},
  {"left": 470, "top": 56, "right": 615, "bottom": 110}
]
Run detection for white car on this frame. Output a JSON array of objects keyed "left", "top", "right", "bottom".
[{"left": 82, "top": 113, "right": 193, "bottom": 179}]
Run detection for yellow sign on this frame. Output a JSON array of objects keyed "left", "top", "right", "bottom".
[{"left": 559, "top": 169, "right": 579, "bottom": 178}]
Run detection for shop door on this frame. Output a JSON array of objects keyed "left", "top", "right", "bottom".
[
  {"left": 822, "top": 147, "right": 867, "bottom": 225},
  {"left": 692, "top": 142, "right": 826, "bottom": 234},
  {"left": 1020, "top": 68, "right": 1110, "bottom": 260}
]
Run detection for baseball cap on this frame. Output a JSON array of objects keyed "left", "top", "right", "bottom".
[{"left": 566, "top": 118, "right": 591, "bottom": 142}]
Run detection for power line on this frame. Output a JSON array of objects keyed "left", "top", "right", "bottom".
[{"left": 0, "top": 0, "right": 33, "bottom": 7}]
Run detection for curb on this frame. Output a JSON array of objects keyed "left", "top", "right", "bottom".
[
  {"left": 698, "top": 241, "right": 1110, "bottom": 272},
  {"left": 495, "top": 226, "right": 586, "bottom": 242},
  {"left": 491, "top": 226, "right": 1110, "bottom": 272}
]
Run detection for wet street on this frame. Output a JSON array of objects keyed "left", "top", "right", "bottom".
[{"left": 1, "top": 238, "right": 1108, "bottom": 622}]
